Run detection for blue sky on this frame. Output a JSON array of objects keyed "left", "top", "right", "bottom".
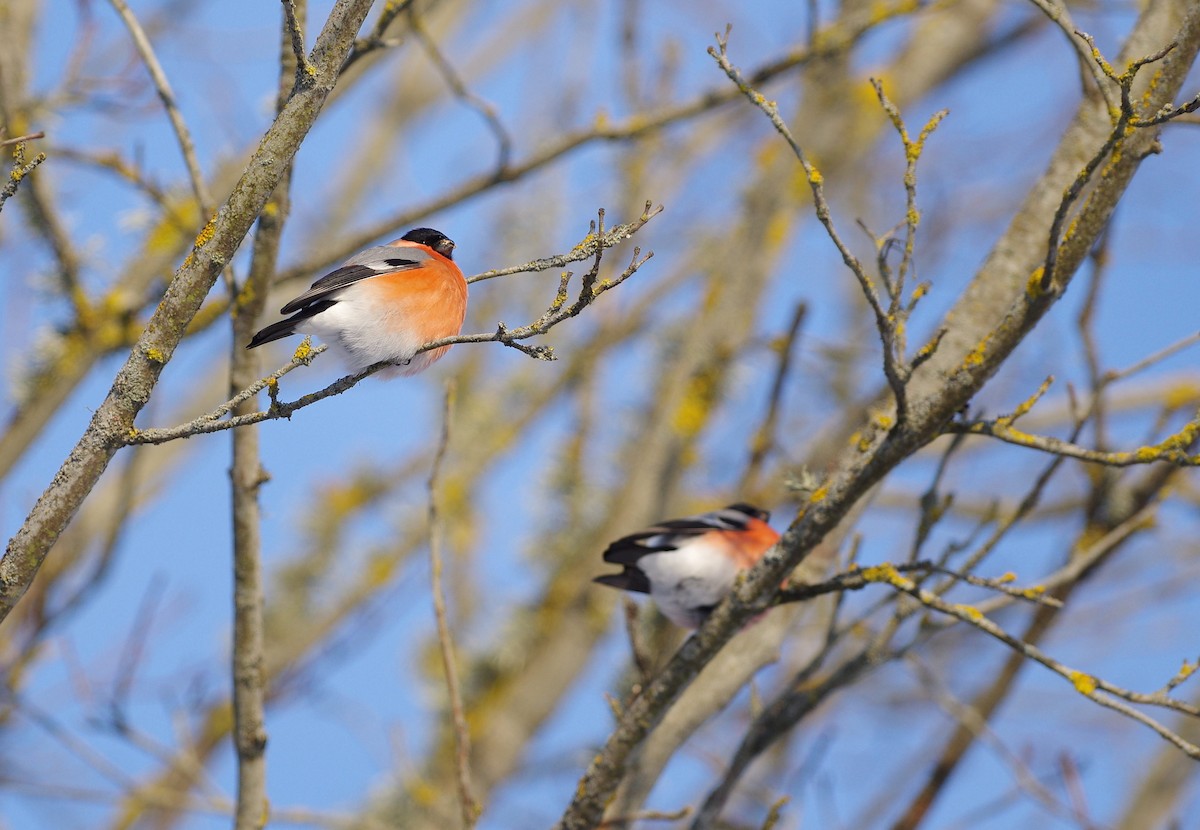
[{"left": 3, "top": 1, "right": 1199, "bottom": 828}]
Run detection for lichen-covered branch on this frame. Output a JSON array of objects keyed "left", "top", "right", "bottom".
[
  {"left": 556, "top": 5, "right": 1200, "bottom": 827},
  {"left": 0, "top": 0, "right": 379, "bottom": 626},
  {"left": 123, "top": 205, "right": 660, "bottom": 446},
  {"left": 0, "top": 136, "right": 45, "bottom": 215}
]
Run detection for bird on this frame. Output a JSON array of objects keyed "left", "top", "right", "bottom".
[
  {"left": 247, "top": 227, "right": 468, "bottom": 377},
  {"left": 593, "top": 503, "right": 781, "bottom": 628}
]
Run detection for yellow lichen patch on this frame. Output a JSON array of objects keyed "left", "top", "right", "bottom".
[
  {"left": 860, "top": 563, "right": 913, "bottom": 590},
  {"left": 410, "top": 779, "right": 440, "bottom": 807},
  {"left": 1068, "top": 670, "right": 1097, "bottom": 696},
  {"left": 963, "top": 336, "right": 989, "bottom": 369},
  {"left": 999, "top": 571, "right": 1016, "bottom": 583},
  {"left": 1163, "top": 383, "right": 1200, "bottom": 410},
  {"left": 764, "top": 210, "right": 791, "bottom": 249},
  {"left": 326, "top": 481, "right": 374, "bottom": 516},
  {"left": 292, "top": 340, "right": 313, "bottom": 362},
  {"left": 364, "top": 553, "right": 395, "bottom": 587},
  {"left": 672, "top": 367, "right": 720, "bottom": 438},
  {"left": 193, "top": 216, "right": 216, "bottom": 249},
  {"left": 234, "top": 281, "right": 256, "bottom": 312},
  {"left": 145, "top": 346, "right": 166, "bottom": 363},
  {"left": 860, "top": 564, "right": 895, "bottom": 582},
  {"left": 1178, "top": 660, "right": 1196, "bottom": 680},
  {"left": 1022, "top": 585, "right": 1046, "bottom": 600},
  {"left": 572, "top": 233, "right": 596, "bottom": 254},
  {"left": 809, "top": 484, "right": 829, "bottom": 503},
  {"left": 1027, "top": 267, "right": 1045, "bottom": 298},
  {"left": 954, "top": 604, "right": 984, "bottom": 623},
  {"left": 1133, "top": 446, "right": 1158, "bottom": 463}
]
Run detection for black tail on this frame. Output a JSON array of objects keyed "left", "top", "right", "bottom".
[
  {"left": 245, "top": 299, "right": 337, "bottom": 350},
  {"left": 593, "top": 568, "right": 651, "bottom": 595},
  {"left": 246, "top": 318, "right": 299, "bottom": 349}
]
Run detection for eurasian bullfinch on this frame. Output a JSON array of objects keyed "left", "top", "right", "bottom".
[
  {"left": 593, "top": 503, "right": 781, "bottom": 628},
  {"left": 247, "top": 227, "right": 467, "bottom": 377}
]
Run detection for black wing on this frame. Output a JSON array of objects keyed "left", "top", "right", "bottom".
[
  {"left": 279, "top": 245, "right": 435, "bottom": 314},
  {"left": 593, "top": 568, "right": 651, "bottom": 594},
  {"left": 599, "top": 504, "right": 768, "bottom": 567}
]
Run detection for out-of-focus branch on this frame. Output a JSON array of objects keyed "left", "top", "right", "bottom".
[
  {"left": 0, "top": 128, "right": 44, "bottom": 147},
  {"left": 738, "top": 301, "right": 806, "bottom": 494},
  {"left": 558, "top": 6, "right": 1200, "bottom": 826},
  {"left": 0, "top": 0, "right": 379, "bottom": 625},
  {"left": 277, "top": 0, "right": 926, "bottom": 284},
  {"left": 107, "top": 0, "right": 213, "bottom": 222},
  {"left": 408, "top": 7, "right": 511, "bottom": 171},
  {"left": 426, "top": 382, "right": 479, "bottom": 828},
  {"left": 228, "top": 4, "right": 305, "bottom": 825}
]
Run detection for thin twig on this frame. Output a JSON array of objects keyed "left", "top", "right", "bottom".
[
  {"left": 1105, "top": 329, "right": 1200, "bottom": 384},
  {"left": 409, "top": 8, "right": 512, "bottom": 171},
  {"left": 0, "top": 140, "right": 46, "bottom": 215},
  {"left": 285, "top": 0, "right": 927, "bottom": 284},
  {"left": 774, "top": 561, "right": 1062, "bottom": 610},
  {"left": 124, "top": 206, "right": 660, "bottom": 446},
  {"left": 1022, "top": 0, "right": 1119, "bottom": 113},
  {"left": 281, "top": 0, "right": 317, "bottom": 84},
  {"left": 1038, "top": 33, "right": 1176, "bottom": 292},
  {"left": 427, "top": 381, "right": 479, "bottom": 828},
  {"left": 738, "top": 301, "right": 807, "bottom": 492},
  {"left": 0, "top": 130, "right": 45, "bottom": 148},
  {"left": 108, "top": 0, "right": 212, "bottom": 219},
  {"left": 946, "top": 408, "right": 1200, "bottom": 467},
  {"left": 863, "top": 565, "right": 1200, "bottom": 736},
  {"left": 343, "top": 0, "right": 416, "bottom": 71},
  {"left": 599, "top": 806, "right": 692, "bottom": 828},
  {"left": 108, "top": 0, "right": 227, "bottom": 290}
]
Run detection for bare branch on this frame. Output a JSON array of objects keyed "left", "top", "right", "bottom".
[
  {"left": 0, "top": 0, "right": 380, "bottom": 626},
  {"left": 123, "top": 206, "right": 660, "bottom": 446},
  {"left": 0, "top": 129, "right": 44, "bottom": 147},
  {"left": 427, "top": 382, "right": 479, "bottom": 828},
  {"left": 281, "top": 0, "right": 317, "bottom": 84},
  {"left": 107, "top": 0, "right": 213, "bottom": 222},
  {"left": 947, "top": 407, "right": 1200, "bottom": 467},
  {"left": 0, "top": 138, "right": 45, "bottom": 215},
  {"left": 409, "top": 7, "right": 512, "bottom": 172}
]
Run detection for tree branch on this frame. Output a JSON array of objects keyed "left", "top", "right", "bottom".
[
  {"left": 0, "top": 0, "right": 379, "bottom": 626},
  {"left": 426, "top": 381, "right": 479, "bottom": 828},
  {"left": 123, "top": 205, "right": 660, "bottom": 446},
  {"left": 556, "top": 6, "right": 1200, "bottom": 826}
]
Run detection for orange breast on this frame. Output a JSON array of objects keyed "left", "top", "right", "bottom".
[
  {"left": 363, "top": 258, "right": 468, "bottom": 342},
  {"left": 716, "top": 521, "right": 781, "bottom": 569}
]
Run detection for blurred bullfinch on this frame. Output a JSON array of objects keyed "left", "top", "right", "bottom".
[
  {"left": 247, "top": 227, "right": 467, "bottom": 376},
  {"left": 593, "top": 503, "right": 781, "bottom": 628}
]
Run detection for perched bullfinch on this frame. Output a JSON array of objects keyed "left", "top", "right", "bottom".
[
  {"left": 247, "top": 227, "right": 467, "bottom": 377},
  {"left": 593, "top": 503, "right": 781, "bottom": 629}
]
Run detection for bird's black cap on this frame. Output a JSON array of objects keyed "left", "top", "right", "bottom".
[{"left": 402, "top": 227, "right": 456, "bottom": 260}]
